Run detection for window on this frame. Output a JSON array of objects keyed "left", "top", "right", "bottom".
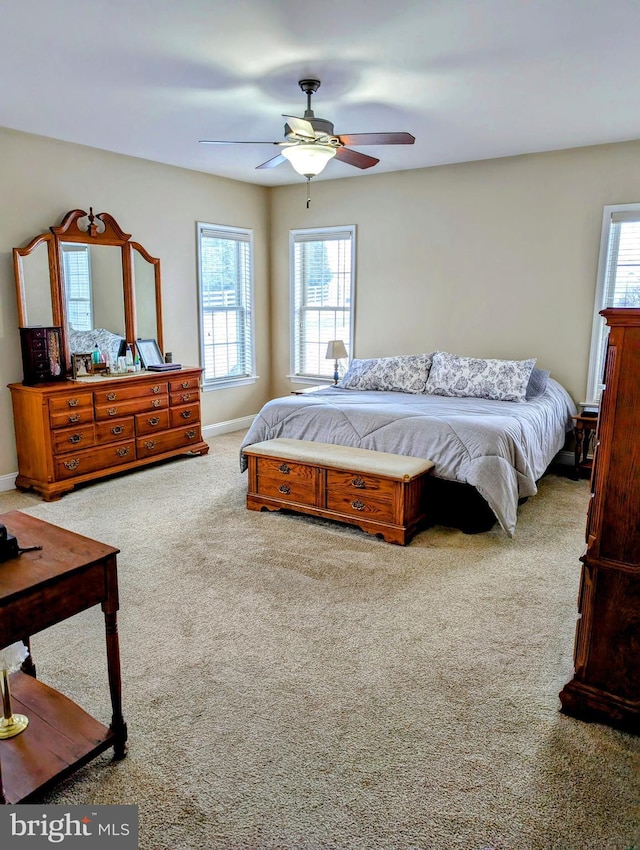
[
  {"left": 62, "top": 244, "right": 93, "bottom": 331},
  {"left": 290, "top": 226, "right": 355, "bottom": 380},
  {"left": 197, "top": 223, "right": 255, "bottom": 388},
  {"left": 587, "top": 204, "right": 640, "bottom": 402}
]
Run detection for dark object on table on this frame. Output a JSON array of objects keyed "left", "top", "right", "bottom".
[
  {"left": 20, "top": 327, "right": 65, "bottom": 385},
  {"left": 146, "top": 363, "right": 182, "bottom": 372}
]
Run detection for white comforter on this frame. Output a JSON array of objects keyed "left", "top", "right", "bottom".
[{"left": 240, "top": 379, "right": 577, "bottom": 535}]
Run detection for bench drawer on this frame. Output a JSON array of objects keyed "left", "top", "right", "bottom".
[
  {"left": 256, "top": 457, "right": 315, "bottom": 484},
  {"left": 326, "top": 469, "right": 394, "bottom": 500},
  {"left": 326, "top": 490, "right": 394, "bottom": 522},
  {"left": 256, "top": 475, "right": 317, "bottom": 506}
]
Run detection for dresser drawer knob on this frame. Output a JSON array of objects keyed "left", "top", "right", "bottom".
[
  {"left": 67, "top": 398, "right": 79, "bottom": 408},
  {"left": 106, "top": 392, "right": 117, "bottom": 401},
  {"left": 111, "top": 425, "right": 124, "bottom": 435},
  {"left": 68, "top": 413, "right": 80, "bottom": 424},
  {"left": 278, "top": 463, "right": 291, "bottom": 474},
  {"left": 180, "top": 410, "right": 192, "bottom": 419},
  {"left": 63, "top": 458, "right": 80, "bottom": 470},
  {"left": 148, "top": 416, "right": 160, "bottom": 426},
  {"left": 151, "top": 385, "right": 160, "bottom": 394},
  {"left": 186, "top": 429, "right": 196, "bottom": 439},
  {"left": 352, "top": 476, "right": 366, "bottom": 489},
  {"left": 351, "top": 500, "right": 366, "bottom": 511},
  {"left": 181, "top": 380, "right": 189, "bottom": 389},
  {"left": 68, "top": 433, "right": 82, "bottom": 444},
  {"left": 278, "top": 484, "right": 291, "bottom": 494},
  {"left": 107, "top": 407, "right": 118, "bottom": 416},
  {"left": 116, "top": 447, "right": 130, "bottom": 457},
  {"left": 151, "top": 399, "right": 161, "bottom": 408},
  {"left": 182, "top": 393, "right": 191, "bottom": 402},
  {"left": 144, "top": 440, "right": 156, "bottom": 450}
]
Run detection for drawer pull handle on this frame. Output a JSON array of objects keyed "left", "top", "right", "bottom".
[
  {"left": 63, "top": 458, "right": 80, "bottom": 470},
  {"left": 352, "top": 476, "right": 366, "bottom": 489},
  {"left": 145, "top": 440, "right": 157, "bottom": 450},
  {"left": 106, "top": 392, "right": 117, "bottom": 401},
  {"left": 278, "top": 463, "right": 291, "bottom": 474},
  {"left": 151, "top": 385, "right": 160, "bottom": 394},
  {"left": 152, "top": 399, "right": 161, "bottom": 408},
  {"left": 278, "top": 484, "right": 291, "bottom": 494},
  {"left": 181, "top": 380, "right": 190, "bottom": 389},
  {"left": 68, "top": 413, "right": 80, "bottom": 424},
  {"left": 67, "top": 398, "right": 79, "bottom": 408},
  {"left": 116, "top": 446, "right": 130, "bottom": 457},
  {"left": 111, "top": 425, "right": 124, "bottom": 435},
  {"left": 148, "top": 416, "right": 160, "bottom": 426},
  {"left": 180, "top": 410, "right": 192, "bottom": 419},
  {"left": 351, "top": 500, "right": 366, "bottom": 511},
  {"left": 182, "top": 393, "right": 192, "bottom": 402},
  {"left": 186, "top": 429, "right": 196, "bottom": 439},
  {"left": 107, "top": 407, "right": 118, "bottom": 416},
  {"left": 68, "top": 433, "right": 82, "bottom": 444}
]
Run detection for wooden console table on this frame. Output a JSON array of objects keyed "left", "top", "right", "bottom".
[{"left": 0, "top": 511, "right": 127, "bottom": 804}]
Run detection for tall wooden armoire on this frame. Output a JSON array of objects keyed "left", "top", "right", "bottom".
[{"left": 559, "top": 308, "right": 640, "bottom": 733}]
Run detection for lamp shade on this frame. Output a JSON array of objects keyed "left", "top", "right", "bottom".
[
  {"left": 282, "top": 144, "right": 337, "bottom": 177},
  {"left": 325, "top": 340, "right": 348, "bottom": 360}
]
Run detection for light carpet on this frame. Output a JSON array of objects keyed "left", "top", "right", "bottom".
[{"left": 0, "top": 431, "right": 638, "bottom": 850}]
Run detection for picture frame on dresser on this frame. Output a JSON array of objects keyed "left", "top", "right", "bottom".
[
  {"left": 136, "top": 339, "right": 163, "bottom": 369},
  {"left": 71, "top": 352, "right": 94, "bottom": 379}
]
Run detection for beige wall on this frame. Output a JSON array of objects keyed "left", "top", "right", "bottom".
[
  {"left": 0, "top": 128, "right": 270, "bottom": 479},
  {"left": 269, "top": 140, "right": 640, "bottom": 402}
]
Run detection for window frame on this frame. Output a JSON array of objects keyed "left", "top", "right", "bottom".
[
  {"left": 62, "top": 243, "right": 93, "bottom": 332},
  {"left": 289, "top": 225, "right": 356, "bottom": 383},
  {"left": 586, "top": 203, "right": 640, "bottom": 403},
  {"left": 196, "top": 221, "right": 256, "bottom": 391}
]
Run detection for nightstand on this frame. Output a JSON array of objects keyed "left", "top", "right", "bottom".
[{"left": 572, "top": 413, "right": 598, "bottom": 480}]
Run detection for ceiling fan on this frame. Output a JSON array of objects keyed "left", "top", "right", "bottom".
[{"left": 200, "top": 79, "right": 415, "bottom": 204}]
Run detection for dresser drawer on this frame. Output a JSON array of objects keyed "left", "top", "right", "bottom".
[
  {"left": 170, "top": 403, "right": 200, "bottom": 428},
  {"left": 54, "top": 441, "right": 135, "bottom": 480},
  {"left": 50, "top": 407, "right": 94, "bottom": 429},
  {"left": 326, "top": 490, "right": 395, "bottom": 522},
  {"left": 94, "top": 382, "right": 168, "bottom": 404},
  {"left": 135, "top": 409, "right": 171, "bottom": 435},
  {"left": 170, "top": 376, "right": 200, "bottom": 392},
  {"left": 170, "top": 389, "right": 199, "bottom": 406},
  {"left": 95, "top": 395, "right": 168, "bottom": 420},
  {"left": 326, "top": 469, "right": 395, "bottom": 500},
  {"left": 136, "top": 425, "right": 202, "bottom": 457},
  {"left": 256, "top": 457, "right": 316, "bottom": 485},
  {"left": 52, "top": 424, "right": 96, "bottom": 455},
  {"left": 95, "top": 418, "right": 135, "bottom": 444}
]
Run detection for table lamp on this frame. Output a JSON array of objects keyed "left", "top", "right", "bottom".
[
  {"left": 325, "top": 340, "right": 348, "bottom": 385},
  {"left": 0, "top": 641, "right": 29, "bottom": 739}
]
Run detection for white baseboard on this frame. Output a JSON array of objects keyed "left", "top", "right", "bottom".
[
  {"left": 0, "top": 472, "right": 17, "bottom": 493},
  {"left": 201, "top": 415, "right": 255, "bottom": 440}
]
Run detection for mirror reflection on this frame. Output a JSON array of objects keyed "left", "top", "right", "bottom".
[
  {"left": 20, "top": 241, "right": 54, "bottom": 327},
  {"left": 133, "top": 248, "right": 158, "bottom": 340}
]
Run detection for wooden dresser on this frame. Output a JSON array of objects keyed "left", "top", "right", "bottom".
[
  {"left": 9, "top": 367, "right": 209, "bottom": 500},
  {"left": 559, "top": 308, "right": 640, "bottom": 733}
]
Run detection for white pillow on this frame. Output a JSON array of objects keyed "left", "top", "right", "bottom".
[
  {"left": 425, "top": 351, "right": 536, "bottom": 403},
  {"left": 338, "top": 353, "right": 433, "bottom": 394}
]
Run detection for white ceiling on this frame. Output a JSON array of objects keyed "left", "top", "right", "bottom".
[{"left": 2, "top": 0, "right": 640, "bottom": 187}]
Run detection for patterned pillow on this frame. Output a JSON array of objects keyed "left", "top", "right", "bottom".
[
  {"left": 338, "top": 353, "right": 433, "bottom": 394},
  {"left": 525, "top": 367, "right": 550, "bottom": 400},
  {"left": 425, "top": 351, "right": 536, "bottom": 403}
]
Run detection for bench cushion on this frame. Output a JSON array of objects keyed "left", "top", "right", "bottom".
[{"left": 243, "top": 438, "right": 434, "bottom": 481}]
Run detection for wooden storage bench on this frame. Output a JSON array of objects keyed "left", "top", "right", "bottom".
[{"left": 243, "top": 438, "right": 434, "bottom": 545}]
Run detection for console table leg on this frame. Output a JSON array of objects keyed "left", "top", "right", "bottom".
[{"left": 104, "top": 611, "right": 127, "bottom": 759}]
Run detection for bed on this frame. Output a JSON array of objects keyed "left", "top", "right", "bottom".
[{"left": 240, "top": 355, "right": 577, "bottom": 536}]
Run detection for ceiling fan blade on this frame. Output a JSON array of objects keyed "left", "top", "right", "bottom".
[
  {"left": 337, "top": 132, "right": 415, "bottom": 146},
  {"left": 256, "top": 154, "right": 287, "bottom": 170},
  {"left": 282, "top": 115, "right": 316, "bottom": 140},
  {"left": 199, "top": 139, "right": 281, "bottom": 145},
  {"left": 335, "top": 147, "right": 380, "bottom": 169}
]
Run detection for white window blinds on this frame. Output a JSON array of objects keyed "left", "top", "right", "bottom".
[
  {"left": 197, "top": 224, "right": 254, "bottom": 386},
  {"left": 62, "top": 245, "right": 93, "bottom": 331},
  {"left": 587, "top": 205, "right": 640, "bottom": 402},
  {"left": 291, "top": 227, "right": 355, "bottom": 379}
]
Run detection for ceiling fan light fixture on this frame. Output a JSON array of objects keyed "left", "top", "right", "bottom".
[{"left": 282, "top": 143, "right": 336, "bottom": 177}]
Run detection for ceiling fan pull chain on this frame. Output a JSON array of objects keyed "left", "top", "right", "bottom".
[{"left": 306, "top": 177, "right": 311, "bottom": 209}]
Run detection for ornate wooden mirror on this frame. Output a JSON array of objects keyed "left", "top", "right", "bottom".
[{"left": 13, "top": 209, "right": 164, "bottom": 373}]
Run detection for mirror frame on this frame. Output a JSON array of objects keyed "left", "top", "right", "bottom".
[{"left": 13, "top": 208, "right": 164, "bottom": 373}]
